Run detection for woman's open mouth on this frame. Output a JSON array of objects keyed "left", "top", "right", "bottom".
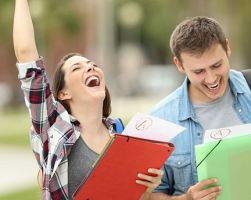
[{"left": 85, "top": 75, "right": 100, "bottom": 87}]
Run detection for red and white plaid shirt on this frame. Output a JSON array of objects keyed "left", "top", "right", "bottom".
[{"left": 17, "top": 57, "right": 117, "bottom": 200}]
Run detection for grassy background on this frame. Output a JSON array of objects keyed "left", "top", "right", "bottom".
[
  {"left": 0, "top": 107, "right": 31, "bottom": 147},
  {"left": 0, "top": 187, "right": 41, "bottom": 200},
  {"left": 0, "top": 107, "right": 41, "bottom": 199}
]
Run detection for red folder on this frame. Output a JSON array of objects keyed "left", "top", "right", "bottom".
[{"left": 73, "top": 134, "right": 175, "bottom": 200}]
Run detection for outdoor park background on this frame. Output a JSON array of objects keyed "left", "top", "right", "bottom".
[{"left": 0, "top": 0, "right": 251, "bottom": 199}]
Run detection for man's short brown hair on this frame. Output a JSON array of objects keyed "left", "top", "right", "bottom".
[{"left": 170, "top": 16, "right": 228, "bottom": 62}]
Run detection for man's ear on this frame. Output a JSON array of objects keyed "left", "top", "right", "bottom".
[
  {"left": 173, "top": 56, "right": 185, "bottom": 74},
  {"left": 58, "top": 90, "right": 71, "bottom": 101},
  {"left": 226, "top": 39, "right": 231, "bottom": 57}
]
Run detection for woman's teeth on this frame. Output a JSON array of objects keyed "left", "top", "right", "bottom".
[{"left": 85, "top": 76, "right": 100, "bottom": 87}]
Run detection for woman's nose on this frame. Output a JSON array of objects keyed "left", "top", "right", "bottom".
[{"left": 86, "top": 64, "right": 95, "bottom": 72}]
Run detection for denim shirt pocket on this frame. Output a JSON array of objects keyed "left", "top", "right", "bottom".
[{"left": 167, "top": 153, "right": 192, "bottom": 194}]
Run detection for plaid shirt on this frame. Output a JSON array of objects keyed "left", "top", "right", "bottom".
[{"left": 17, "top": 57, "right": 117, "bottom": 200}]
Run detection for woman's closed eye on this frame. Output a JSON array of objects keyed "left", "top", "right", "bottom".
[
  {"left": 89, "top": 62, "right": 98, "bottom": 68},
  {"left": 72, "top": 66, "right": 80, "bottom": 72},
  {"left": 71, "top": 63, "right": 82, "bottom": 72}
]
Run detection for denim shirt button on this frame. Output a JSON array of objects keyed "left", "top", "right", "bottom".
[
  {"left": 238, "top": 109, "right": 242, "bottom": 112},
  {"left": 177, "top": 161, "right": 181, "bottom": 165},
  {"left": 197, "top": 132, "right": 201, "bottom": 136}
]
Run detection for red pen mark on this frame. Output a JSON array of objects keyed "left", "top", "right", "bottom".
[
  {"left": 210, "top": 128, "right": 231, "bottom": 140},
  {"left": 135, "top": 117, "right": 153, "bottom": 131}
]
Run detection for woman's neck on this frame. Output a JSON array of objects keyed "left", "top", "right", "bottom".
[
  {"left": 70, "top": 101, "right": 110, "bottom": 154},
  {"left": 71, "top": 100, "right": 105, "bottom": 136}
]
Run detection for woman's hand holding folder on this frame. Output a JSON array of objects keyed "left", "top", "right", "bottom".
[{"left": 137, "top": 168, "right": 164, "bottom": 200}]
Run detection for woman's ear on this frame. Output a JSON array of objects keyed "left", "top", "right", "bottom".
[{"left": 58, "top": 90, "right": 71, "bottom": 101}]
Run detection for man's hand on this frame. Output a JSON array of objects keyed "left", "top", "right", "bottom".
[{"left": 184, "top": 178, "right": 222, "bottom": 200}]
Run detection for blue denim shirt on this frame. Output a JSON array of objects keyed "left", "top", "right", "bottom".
[{"left": 149, "top": 70, "right": 251, "bottom": 195}]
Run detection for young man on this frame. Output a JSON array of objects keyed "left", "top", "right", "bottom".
[{"left": 149, "top": 16, "right": 251, "bottom": 200}]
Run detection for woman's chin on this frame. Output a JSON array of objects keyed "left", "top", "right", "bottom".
[{"left": 91, "top": 91, "right": 106, "bottom": 100}]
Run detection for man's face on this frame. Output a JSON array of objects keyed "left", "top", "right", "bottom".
[{"left": 174, "top": 43, "right": 231, "bottom": 104}]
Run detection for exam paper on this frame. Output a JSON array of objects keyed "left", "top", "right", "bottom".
[
  {"left": 122, "top": 113, "right": 185, "bottom": 142},
  {"left": 204, "top": 123, "right": 251, "bottom": 143}
]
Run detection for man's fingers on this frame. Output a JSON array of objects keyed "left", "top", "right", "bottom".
[
  {"left": 196, "top": 186, "right": 222, "bottom": 200},
  {"left": 200, "top": 191, "right": 221, "bottom": 200},
  {"left": 187, "top": 179, "right": 221, "bottom": 199},
  {"left": 195, "top": 178, "right": 218, "bottom": 190}
]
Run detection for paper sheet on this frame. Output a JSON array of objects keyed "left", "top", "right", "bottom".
[
  {"left": 204, "top": 123, "right": 251, "bottom": 143},
  {"left": 122, "top": 112, "right": 185, "bottom": 142}
]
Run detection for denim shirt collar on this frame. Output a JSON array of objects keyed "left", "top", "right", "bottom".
[
  {"left": 178, "top": 77, "right": 198, "bottom": 122},
  {"left": 229, "top": 69, "right": 247, "bottom": 96}
]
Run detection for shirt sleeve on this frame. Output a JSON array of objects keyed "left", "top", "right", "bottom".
[
  {"left": 16, "top": 57, "right": 59, "bottom": 134},
  {"left": 16, "top": 57, "right": 61, "bottom": 165}
]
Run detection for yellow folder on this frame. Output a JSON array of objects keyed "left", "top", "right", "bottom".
[{"left": 195, "top": 133, "right": 251, "bottom": 200}]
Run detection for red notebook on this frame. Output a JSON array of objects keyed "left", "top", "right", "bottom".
[{"left": 73, "top": 134, "right": 175, "bottom": 200}]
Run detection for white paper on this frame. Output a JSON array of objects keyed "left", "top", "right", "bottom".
[
  {"left": 204, "top": 123, "right": 251, "bottom": 143},
  {"left": 122, "top": 113, "right": 185, "bottom": 142}
]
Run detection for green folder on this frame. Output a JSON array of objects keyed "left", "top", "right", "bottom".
[{"left": 195, "top": 133, "right": 251, "bottom": 200}]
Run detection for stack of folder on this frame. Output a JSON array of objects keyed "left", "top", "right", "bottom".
[
  {"left": 73, "top": 113, "right": 185, "bottom": 200},
  {"left": 195, "top": 124, "right": 251, "bottom": 200},
  {"left": 73, "top": 134, "right": 174, "bottom": 200}
]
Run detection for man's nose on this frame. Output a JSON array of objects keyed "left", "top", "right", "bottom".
[{"left": 205, "top": 71, "right": 217, "bottom": 83}]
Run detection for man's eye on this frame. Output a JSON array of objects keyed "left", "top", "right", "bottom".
[
  {"left": 194, "top": 70, "right": 203, "bottom": 74},
  {"left": 214, "top": 64, "right": 221, "bottom": 68}
]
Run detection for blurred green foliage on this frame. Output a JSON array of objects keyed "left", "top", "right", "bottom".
[
  {"left": 1, "top": 0, "right": 251, "bottom": 69},
  {"left": 0, "top": 0, "right": 82, "bottom": 52},
  {"left": 114, "top": 0, "right": 251, "bottom": 66},
  {"left": 0, "top": 1, "right": 14, "bottom": 45},
  {"left": 38, "top": 0, "right": 81, "bottom": 36}
]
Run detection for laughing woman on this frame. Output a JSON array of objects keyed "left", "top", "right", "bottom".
[{"left": 13, "top": 0, "right": 163, "bottom": 200}]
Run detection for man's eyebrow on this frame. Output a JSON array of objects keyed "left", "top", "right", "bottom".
[
  {"left": 210, "top": 59, "right": 222, "bottom": 67},
  {"left": 193, "top": 59, "right": 223, "bottom": 71}
]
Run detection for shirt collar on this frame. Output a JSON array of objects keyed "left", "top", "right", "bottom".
[
  {"left": 178, "top": 78, "right": 196, "bottom": 121},
  {"left": 229, "top": 69, "right": 247, "bottom": 96}
]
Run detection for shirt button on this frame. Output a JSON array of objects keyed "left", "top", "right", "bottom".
[
  {"left": 239, "top": 109, "right": 242, "bottom": 112},
  {"left": 177, "top": 161, "right": 181, "bottom": 165},
  {"left": 197, "top": 133, "right": 201, "bottom": 136}
]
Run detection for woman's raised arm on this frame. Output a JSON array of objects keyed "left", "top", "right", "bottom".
[{"left": 13, "top": 0, "right": 39, "bottom": 62}]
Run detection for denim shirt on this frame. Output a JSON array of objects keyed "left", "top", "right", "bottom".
[{"left": 149, "top": 70, "right": 251, "bottom": 195}]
